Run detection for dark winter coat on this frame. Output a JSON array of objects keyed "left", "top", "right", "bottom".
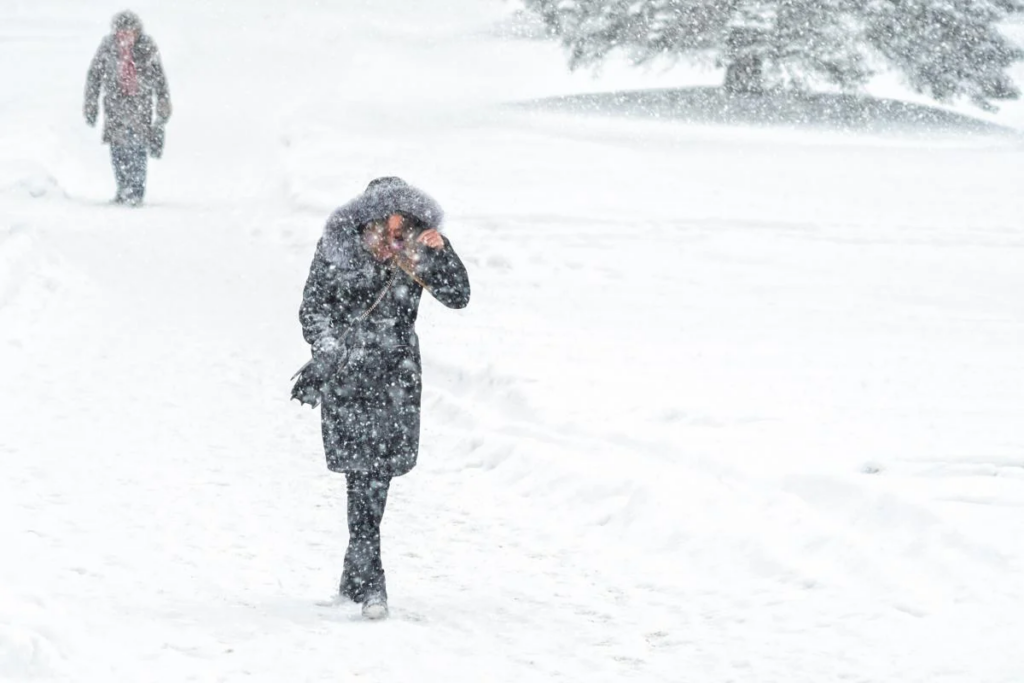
[
  {"left": 299, "top": 180, "right": 471, "bottom": 477},
  {"left": 85, "top": 33, "right": 170, "bottom": 147}
]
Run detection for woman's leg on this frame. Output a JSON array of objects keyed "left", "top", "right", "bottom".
[
  {"left": 340, "top": 472, "right": 391, "bottom": 602},
  {"left": 110, "top": 145, "right": 131, "bottom": 202},
  {"left": 109, "top": 130, "right": 148, "bottom": 205},
  {"left": 125, "top": 144, "right": 147, "bottom": 203}
]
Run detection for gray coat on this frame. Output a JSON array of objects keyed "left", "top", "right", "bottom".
[
  {"left": 300, "top": 181, "right": 471, "bottom": 477},
  {"left": 85, "top": 33, "right": 170, "bottom": 146}
]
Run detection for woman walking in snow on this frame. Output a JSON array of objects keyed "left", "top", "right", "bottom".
[
  {"left": 84, "top": 10, "right": 171, "bottom": 206},
  {"left": 292, "top": 177, "right": 471, "bottom": 619}
]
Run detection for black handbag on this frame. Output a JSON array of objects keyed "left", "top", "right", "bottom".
[{"left": 290, "top": 269, "right": 398, "bottom": 408}]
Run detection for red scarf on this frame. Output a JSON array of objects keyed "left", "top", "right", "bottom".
[{"left": 116, "top": 30, "right": 139, "bottom": 96}]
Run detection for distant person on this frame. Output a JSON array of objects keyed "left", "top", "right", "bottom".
[
  {"left": 84, "top": 10, "right": 171, "bottom": 206},
  {"left": 291, "top": 177, "right": 471, "bottom": 620}
]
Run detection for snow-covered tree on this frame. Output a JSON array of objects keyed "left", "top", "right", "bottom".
[
  {"left": 865, "top": 0, "right": 1022, "bottom": 108},
  {"left": 523, "top": 0, "right": 1023, "bottom": 108}
]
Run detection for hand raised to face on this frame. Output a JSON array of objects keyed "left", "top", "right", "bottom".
[
  {"left": 364, "top": 215, "right": 445, "bottom": 264},
  {"left": 416, "top": 229, "right": 444, "bottom": 250}
]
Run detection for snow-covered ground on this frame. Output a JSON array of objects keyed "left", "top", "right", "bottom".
[{"left": 2, "top": 1, "right": 1023, "bottom": 681}]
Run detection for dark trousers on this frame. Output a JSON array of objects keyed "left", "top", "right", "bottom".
[
  {"left": 110, "top": 142, "right": 148, "bottom": 203},
  {"left": 340, "top": 472, "right": 391, "bottom": 601}
]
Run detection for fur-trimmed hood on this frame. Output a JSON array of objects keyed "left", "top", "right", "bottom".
[{"left": 320, "top": 178, "right": 444, "bottom": 264}]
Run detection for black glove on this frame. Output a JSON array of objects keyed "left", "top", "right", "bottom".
[
  {"left": 84, "top": 102, "right": 98, "bottom": 127},
  {"left": 290, "top": 337, "right": 343, "bottom": 408},
  {"left": 156, "top": 99, "right": 172, "bottom": 124}
]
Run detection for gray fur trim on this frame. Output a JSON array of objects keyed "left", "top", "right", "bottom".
[{"left": 320, "top": 179, "right": 444, "bottom": 264}]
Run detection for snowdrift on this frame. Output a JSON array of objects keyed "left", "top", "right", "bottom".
[{"left": 522, "top": 86, "right": 1019, "bottom": 135}]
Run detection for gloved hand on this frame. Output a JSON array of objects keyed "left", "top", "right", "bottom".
[
  {"left": 84, "top": 102, "right": 98, "bottom": 127},
  {"left": 156, "top": 99, "right": 172, "bottom": 124},
  {"left": 290, "top": 337, "right": 344, "bottom": 408},
  {"left": 149, "top": 123, "right": 166, "bottom": 159}
]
